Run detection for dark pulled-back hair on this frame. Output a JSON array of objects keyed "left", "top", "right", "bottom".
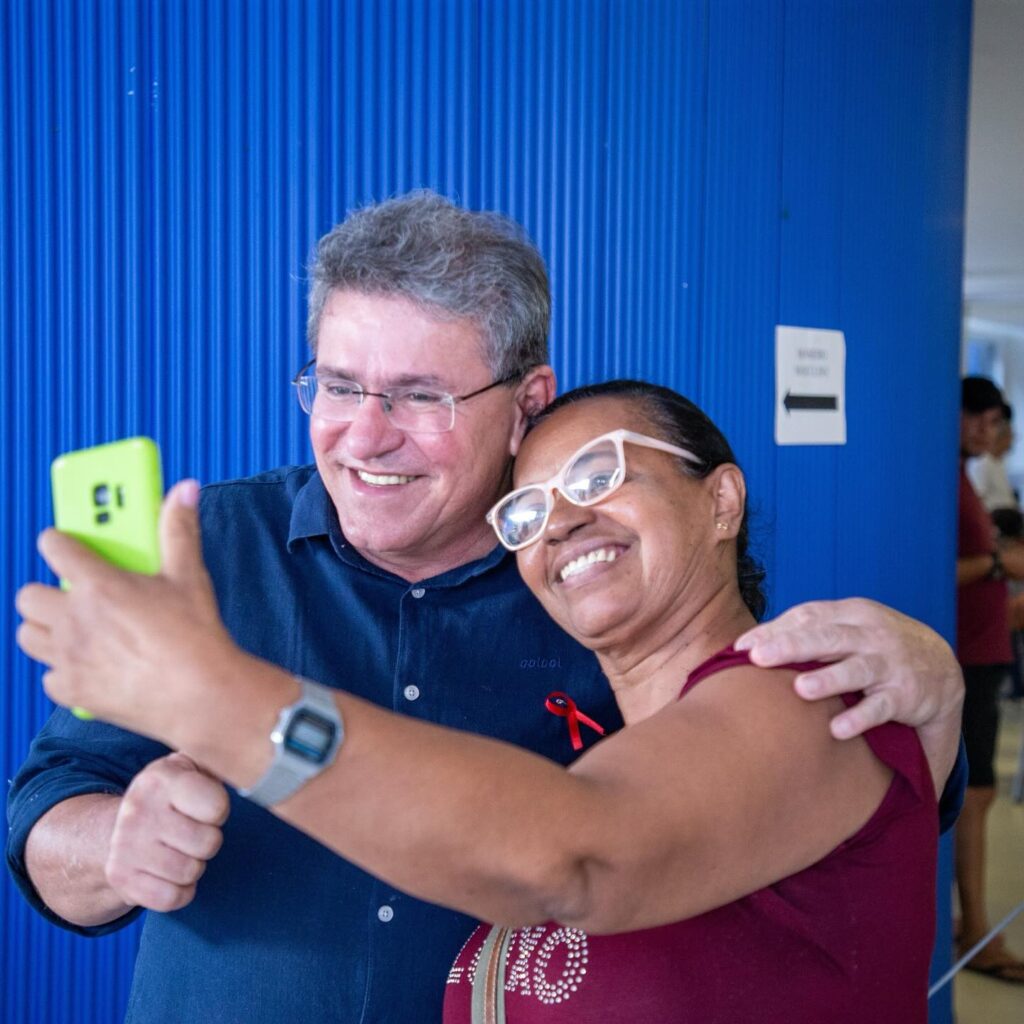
[{"left": 528, "top": 379, "right": 767, "bottom": 620}]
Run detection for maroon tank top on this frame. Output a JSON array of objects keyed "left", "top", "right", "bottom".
[{"left": 443, "top": 647, "right": 937, "bottom": 1024}]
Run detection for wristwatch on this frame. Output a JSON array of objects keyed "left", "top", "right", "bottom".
[{"left": 239, "top": 677, "right": 345, "bottom": 807}]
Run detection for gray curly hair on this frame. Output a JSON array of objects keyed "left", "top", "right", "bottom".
[{"left": 307, "top": 191, "right": 550, "bottom": 380}]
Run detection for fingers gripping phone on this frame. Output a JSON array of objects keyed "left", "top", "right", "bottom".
[{"left": 50, "top": 437, "right": 164, "bottom": 719}]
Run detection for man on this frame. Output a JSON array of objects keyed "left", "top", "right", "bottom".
[
  {"left": 967, "top": 401, "right": 1018, "bottom": 519},
  {"left": 10, "top": 192, "right": 965, "bottom": 1022},
  {"left": 955, "top": 376, "right": 1024, "bottom": 982}
]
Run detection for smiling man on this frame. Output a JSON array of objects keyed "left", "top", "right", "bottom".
[
  {"left": 8, "top": 191, "right": 966, "bottom": 1024},
  {"left": 303, "top": 288, "right": 551, "bottom": 579}
]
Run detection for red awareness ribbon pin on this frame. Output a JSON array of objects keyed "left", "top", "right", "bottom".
[{"left": 545, "top": 692, "right": 606, "bottom": 751}]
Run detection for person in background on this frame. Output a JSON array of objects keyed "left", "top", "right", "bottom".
[
  {"left": 968, "top": 401, "right": 1024, "bottom": 701},
  {"left": 955, "top": 376, "right": 1024, "bottom": 983},
  {"left": 968, "top": 401, "right": 1019, "bottom": 517},
  {"left": 9, "top": 192, "right": 968, "bottom": 1023}
]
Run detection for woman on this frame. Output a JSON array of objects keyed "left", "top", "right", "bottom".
[
  {"left": 22, "top": 381, "right": 936, "bottom": 1022},
  {"left": 442, "top": 381, "right": 936, "bottom": 1021}
]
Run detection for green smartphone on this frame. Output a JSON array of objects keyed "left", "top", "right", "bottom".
[{"left": 50, "top": 437, "right": 164, "bottom": 718}]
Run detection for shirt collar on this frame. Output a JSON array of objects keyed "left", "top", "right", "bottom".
[
  {"left": 287, "top": 469, "right": 513, "bottom": 587},
  {"left": 288, "top": 470, "right": 336, "bottom": 547}
]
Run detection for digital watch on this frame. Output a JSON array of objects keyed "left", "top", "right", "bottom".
[{"left": 239, "top": 677, "right": 344, "bottom": 807}]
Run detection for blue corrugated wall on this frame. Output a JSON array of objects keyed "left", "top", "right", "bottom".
[{"left": 1, "top": 1, "right": 971, "bottom": 1022}]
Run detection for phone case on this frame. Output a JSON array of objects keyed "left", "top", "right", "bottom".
[
  {"left": 51, "top": 437, "right": 164, "bottom": 576},
  {"left": 50, "top": 437, "right": 164, "bottom": 719}
]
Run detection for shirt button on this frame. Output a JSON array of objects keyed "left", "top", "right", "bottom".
[
  {"left": 377, "top": 905, "right": 394, "bottom": 923},
  {"left": 404, "top": 685, "right": 421, "bottom": 702},
  {"left": 411, "top": 587, "right": 426, "bottom": 599}
]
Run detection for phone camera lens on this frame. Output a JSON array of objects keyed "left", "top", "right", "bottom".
[{"left": 93, "top": 484, "right": 110, "bottom": 506}]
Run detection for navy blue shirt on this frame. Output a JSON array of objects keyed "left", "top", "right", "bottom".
[
  {"left": 6, "top": 466, "right": 966, "bottom": 1023},
  {"left": 7, "top": 466, "right": 622, "bottom": 1024}
]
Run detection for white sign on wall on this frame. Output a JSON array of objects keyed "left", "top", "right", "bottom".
[{"left": 775, "top": 325, "right": 847, "bottom": 446}]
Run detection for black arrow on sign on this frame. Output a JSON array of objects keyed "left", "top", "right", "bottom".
[{"left": 784, "top": 391, "right": 837, "bottom": 412}]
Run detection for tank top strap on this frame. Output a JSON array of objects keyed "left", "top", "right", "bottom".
[{"left": 680, "top": 644, "right": 826, "bottom": 699}]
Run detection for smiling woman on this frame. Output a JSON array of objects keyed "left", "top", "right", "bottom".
[
  {"left": 440, "top": 383, "right": 936, "bottom": 1021},
  {"left": 509, "top": 383, "right": 767, "bottom": 655}
]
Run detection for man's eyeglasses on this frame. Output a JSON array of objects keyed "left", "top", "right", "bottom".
[
  {"left": 486, "top": 429, "right": 702, "bottom": 551},
  {"left": 292, "top": 358, "right": 518, "bottom": 434}
]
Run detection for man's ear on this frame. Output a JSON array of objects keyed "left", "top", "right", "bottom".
[
  {"left": 710, "top": 464, "right": 746, "bottom": 540},
  {"left": 509, "top": 366, "right": 557, "bottom": 456}
]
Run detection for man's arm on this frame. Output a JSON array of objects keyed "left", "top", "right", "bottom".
[
  {"left": 958, "top": 539, "right": 1024, "bottom": 586},
  {"left": 957, "top": 552, "right": 998, "bottom": 586},
  {"left": 25, "top": 794, "right": 132, "bottom": 927},
  {"left": 13, "top": 749, "right": 228, "bottom": 930}
]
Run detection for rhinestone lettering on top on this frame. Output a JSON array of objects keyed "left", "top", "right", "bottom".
[
  {"left": 446, "top": 930, "right": 485, "bottom": 986},
  {"left": 530, "top": 927, "right": 589, "bottom": 1005},
  {"left": 447, "top": 924, "right": 591, "bottom": 1005},
  {"left": 504, "top": 926, "right": 546, "bottom": 995}
]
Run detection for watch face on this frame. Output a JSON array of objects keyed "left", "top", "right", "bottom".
[{"left": 285, "top": 710, "right": 338, "bottom": 764}]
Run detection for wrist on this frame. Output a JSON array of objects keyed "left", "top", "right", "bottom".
[
  {"left": 238, "top": 677, "right": 345, "bottom": 807},
  {"left": 987, "top": 549, "right": 1006, "bottom": 581},
  {"left": 916, "top": 706, "right": 963, "bottom": 788},
  {"left": 174, "top": 652, "right": 300, "bottom": 790}
]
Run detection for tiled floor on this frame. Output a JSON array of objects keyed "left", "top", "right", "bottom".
[{"left": 953, "top": 699, "right": 1024, "bottom": 1023}]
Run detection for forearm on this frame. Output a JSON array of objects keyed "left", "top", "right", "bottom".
[
  {"left": 916, "top": 701, "right": 965, "bottom": 797},
  {"left": 957, "top": 553, "right": 995, "bottom": 586},
  {"left": 169, "top": 656, "right": 892, "bottom": 936},
  {"left": 174, "top": 653, "right": 591, "bottom": 927},
  {"left": 25, "top": 794, "right": 135, "bottom": 927}
]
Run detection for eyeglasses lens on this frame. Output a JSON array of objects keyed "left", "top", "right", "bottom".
[
  {"left": 496, "top": 491, "right": 548, "bottom": 548},
  {"left": 563, "top": 441, "right": 622, "bottom": 504},
  {"left": 302, "top": 379, "right": 454, "bottom": 433},
  {"left": 496, "top": 440, "right": 625, "bottom": 548}
]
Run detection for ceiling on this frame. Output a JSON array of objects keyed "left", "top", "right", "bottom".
[{"left": 963, "top": 0, "right": 1024, "bottom": 342}]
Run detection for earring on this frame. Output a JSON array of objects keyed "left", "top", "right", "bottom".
[{"left": 715, "top": 522, "right": 729, "bottom": 531}]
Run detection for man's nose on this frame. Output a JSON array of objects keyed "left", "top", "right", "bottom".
[{"left": 339, "top": 395, "right": 405, "bottom": 460}]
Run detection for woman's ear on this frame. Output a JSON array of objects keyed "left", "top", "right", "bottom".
[
  {"left": 710, "top": 464, "right": 746, "bottom": 539},
  {"left": 509, "top": 366, "right": 557, "bottom": 456}
]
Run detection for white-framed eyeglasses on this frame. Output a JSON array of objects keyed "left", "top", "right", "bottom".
[
  {"left": 292, "top": 358, "right": 518, "bottom": 434},
  {"left": 487, "top": 428, "right": 702, "bottom": 551}
]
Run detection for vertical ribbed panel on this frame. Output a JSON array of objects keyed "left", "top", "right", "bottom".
[{"left": 1, "top": 2, "right": 970, "bottom": 1022}]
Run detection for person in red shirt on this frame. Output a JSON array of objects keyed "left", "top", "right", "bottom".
[{"left": 956, "top": 375, "right": 1024, "bottom": 982}]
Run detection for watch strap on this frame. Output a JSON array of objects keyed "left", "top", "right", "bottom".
[
  {"left": 239, "top": 677, "right": 344, "bottom": 807},
  {"left": 241, "top": 756, "right": 315, "bottom": 808}
]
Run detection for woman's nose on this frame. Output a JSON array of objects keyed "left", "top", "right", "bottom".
[{"left": 541, "top": 491, "right": 596, "bottom": 544}]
